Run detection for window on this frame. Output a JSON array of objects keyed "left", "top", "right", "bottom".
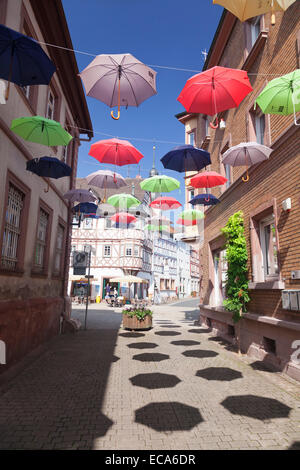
[
  {"left": 106, "top": 219, "right": 112, "bottom": 229},
  {"left": 255, "top": 114, "right": 265, "bottom": 145},
  {"left": 250, "top": 16, "right": 261, "bottom": 48},
  {"left": 104, "top": 245, "right": 111, "bottom": 257},
  {"left": 34, "top": 209, "right": 49, "bottom": 269},
  {"left": 259, "top": 215, "right": 279, "bottom": 279},
  {"left": 53, "top": 224, "right": 65, "bottom": 275},
  {"left": 1, "top": 184, "right": 24, "bottom": 270},
  {"left": 189, "top": 189, "right": 195, "bottom": 208},
  {"left": 188, "top": 131, "right": 195, "bottom": 146},
  {"left": 47, "top": 89, "right": 55, "bottom": 120},
  {"left": 134, "top": 245, "right": 139, "bottom": 257},
  {"left": 249, "top": 106, "right": 266, "bottom": 145},
  {"left": 224, "top": 165, "right": 231, "bottom": 189},
  {"left": 83, "top": 218, "right": 93, "bottom": 229},
  {"left": 126, "top": 246, "right": 132, "bottom": 256}
]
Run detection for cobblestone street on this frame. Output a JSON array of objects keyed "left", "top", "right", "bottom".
[{"left": 0, "top": 300, "right": 299, "bottom": 450}]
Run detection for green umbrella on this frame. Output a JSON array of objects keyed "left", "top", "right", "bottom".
[
  {"left": 11, "top": 116, "right": 73, "bottom": 146},
  {"left": 107, "top": 193, "right": 141, "bottom": 209},
  {"left": 145, "top": 224, "right": 170, "bottom": 232},
  {"left": 255, "top": 70, "right": 300, "bottom": 124},
  {"left": 179, "top": 209, "right": 204, "bottom": 220},
  {"left": 140, "top": 174, "right": 180, "bottom": 193}
]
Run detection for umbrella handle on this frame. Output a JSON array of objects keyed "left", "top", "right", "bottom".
[
  {"left": 209, "top": 116, "right": 219, "bottom": 129},
  {"left": 204, "top": 196, "right": 210, "bottom": 202},
  {"left": 111, "top": 109, "right": 120, "bottom": 120},
  {"left": 44, "top": 182, "right": 50, "bottom": 193},
  {"left": 111, "top": 77, "right": 121, "bottom": 120},
  {"left": 242, "top": 169, "right": 249, "bottom": 183}
]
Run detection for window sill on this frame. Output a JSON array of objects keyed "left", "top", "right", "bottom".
[
  {"left": 248, "top": 280, "right": 285, "bottom": 290},
  {"left": 0, "top": 268, "right": 24, "bottom": 277},
  {"left": 31, "top": 269, "right": 48, "bottom": 279},
  {"left": 242, "top": 30, "right": 268, "bottom": 71}
]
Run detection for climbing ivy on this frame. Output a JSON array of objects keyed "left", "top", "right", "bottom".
[{"left": 221, "top": 211, "right": 250, "bottom": 323}]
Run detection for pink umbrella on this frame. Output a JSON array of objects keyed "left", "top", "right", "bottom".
[{"left": 111, "top": 212, "right": 137, "bottom": 224}]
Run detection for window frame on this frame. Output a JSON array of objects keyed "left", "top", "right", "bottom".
[
  {"left": 104, "top": 245, "right": 111, "bottom": 257},
  {"left": 0, "top": 170, "right": 31, "bottom": 275},
  {"left": 32, "top": 199, "right": 53, "bottom": 276},
  {"left": 52, "top": 218, "right": 67, "bottom": 278}
]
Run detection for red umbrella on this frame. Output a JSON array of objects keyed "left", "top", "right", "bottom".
[
  {"left": 177, "top": 218, "right": 197, "bottom": 226},
  {"left": 190, "top": 171, "right": 227, "bottom": 189},
  {"left": 111, "top": 212, "right": 137, "bottom": 224},
  {"left": 177, "top": 66, "right": 252, "bottom": 128},
  {"left": 89, "top": 138, "right": 144, "bottom": 166},
  {"left": 150, "top": 196, "right": 182, "bottom": 210}
]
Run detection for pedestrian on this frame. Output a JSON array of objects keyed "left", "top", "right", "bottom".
[
  {"left": 106, "top": 283, "right": 110, "bottom": 296},
  {"left": 114, "top": 287, "right": 118, "bottom": 299}
]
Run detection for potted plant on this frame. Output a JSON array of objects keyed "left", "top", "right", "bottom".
[{"left": 122, "top": 306, "right": 153, "bottom": 330}]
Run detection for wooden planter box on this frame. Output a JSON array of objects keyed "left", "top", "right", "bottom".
[{"left": 122, "top": 314, "right": 152, "bottom": 330}]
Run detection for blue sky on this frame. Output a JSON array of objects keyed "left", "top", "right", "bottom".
[{"left": 62, "top": 0, "right": 224, "bottom": 205}]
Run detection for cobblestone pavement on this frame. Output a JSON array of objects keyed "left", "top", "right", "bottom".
[{"left": 0, "top": 300, "right": 299, "bottom": 450}]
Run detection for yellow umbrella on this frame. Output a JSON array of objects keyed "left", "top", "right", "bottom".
[{"left": 213, "top": 0, "right": 296, "bottom": 25}]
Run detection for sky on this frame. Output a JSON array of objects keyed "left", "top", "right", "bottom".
[{"left": 61, "top": 0, "right": 224, "bottom": 206}]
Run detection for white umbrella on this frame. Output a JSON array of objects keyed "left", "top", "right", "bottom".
[
  {"left": 63, "top": 189, "right": 97, "bottom": 203},
  {"left": 79, "top": 53, "right": 157, "bottom": 120},
  {"left": 222, "top": 142, "right": 272, "bottom": 182}
]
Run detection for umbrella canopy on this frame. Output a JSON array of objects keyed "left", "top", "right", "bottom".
[
  {"left": 150, "top": 196, "right": 182, "bottom": 210},
  {"left": 89, "top": 138, "right": 144, "bottom": 166},
  {"left": 255, "top": 70, "right": 300, "bottom": 124},
  {"left": 161, "top": 145, "right": 211, "bottom": 173},
  {"left": 107, "top": 193, "right": 141, "bottom": 209},
  {"left": 222, "top": 142, "right": 273, "bottom": 182},
  {"left": 11, "top": 116, "right": 73, "bottom": 146},
  {"left": 179, "top": 209, "right": 204, "bottom": 221},
  {"left": 79, "top": 53, "right": 157, "bottom": 120},
  {"left": 140, "top": 175, "right": 180, "bottom": 193},
  {"left": 190, "top": 171, "right": 227, "bottom": 189},
  {"left": 85, "top": 169, "right": 126, "bottom": 189},
  {"left": 189, "top": 194, "right": 220, "bottom": 206},
  {"left": 145, "top": 224, "right": 171, "bottom": 232},
  {"left": 111, "top": 212, "right": 137, "bottom": 224},
  {"left": 26, "top": 156, "right": 71, "bottom": 179},
  {"left": 213, "top": 0, "right": 296, "bottom": 24},
  {"left": 176, "top": 218, "right": 198, "bottom": 226},
  {"left": 177, "top": 66, "right": 252, "bottom": 128},
  {"left": 0, "top": 24, "right": 56, "bottom": 100},
  {"left": 96, "top": 203, "right": 116, "bottom": 217},
  {"left": 109, "top": 275, "right": 148, "bottom": 283},
  {"left": 72, "top": 202, "right": 98, "bottom": 214},
  {"left": 63, "top": 189, "right": 97, "bottom": 203}
]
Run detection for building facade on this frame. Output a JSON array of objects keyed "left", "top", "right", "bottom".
[
  {"left": 0, "top": 0, "right": 92, "bottom": 372},
  {"left": 177, "top": 7, "right": 300, "bottom": 380}
]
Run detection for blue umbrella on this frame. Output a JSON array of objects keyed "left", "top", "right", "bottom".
[
  {"left": 72, "top": 203, "right": 98, "bottom": 215},
  {"left": 0, "top": 24, "right": 56, "bottom": 100},
  {"left": 26, "top": 156, "right": 72, "bottom": 179},
  {"left": 189, "top": 194, "right": 220, "bottom": 206},
  {"left": 161, "top": 145, "right": 211, "bottom": 173}
]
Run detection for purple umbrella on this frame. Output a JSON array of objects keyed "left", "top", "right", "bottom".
[
  {"left": 222, "top": 142, "right": 273, "bottom": 182},
  {"left": 79, "top": 53, "right": 157, "bottom": 120},
  {"left": 85, "top": 169, "right": 126, "bottom": 202},
  {"left": 63, "top": 189, "right": 97, "bottom": 203}
]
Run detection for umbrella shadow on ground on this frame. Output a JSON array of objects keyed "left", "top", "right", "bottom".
[
  {"left": 171, "top": 340, "right": 200, "bottom": 346},
  {"left": 221, "top": 395, "right": 292, "bottom": 421},
  {"left": 135, "top": 402, "right": 203, "bottom": 432},
  {"left": 196, "top": 367, "right": 243, "bottom": 382},
  {"left": 155, "top": 331, "right": 182, "bottom": 337},
  {"left": 129, "top": 373, "right": 181, "bottom": 390},
  {"left": 0, "top": 328, "right": 120, "bottom": 449},
  {"left": 132, "top": 353, "right": 170, "bottom": 362},
  {"left": 207, "top": 336, "right": 237, "bottom": 352},
  {"left": 188, "top": 328, "right": 211, "bottom": 334},
  {"left": 127, "top": 342, "right": 158, "bottom": 350},
  {"left": 288, "top": 441, "right": 300, "bottom": 450},
  {"left": 119, "top": 332, "right": 145, "bottom": 338},
  {"left": 182, "top": 349, "right": 219, "bottom": 359},
  {"left": 249, "top": 360, "right": 278, "bottom": 373}
]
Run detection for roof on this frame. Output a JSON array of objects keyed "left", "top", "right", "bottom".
[{"left": 29, "top": 0, "right": 93, "bottom": 138}]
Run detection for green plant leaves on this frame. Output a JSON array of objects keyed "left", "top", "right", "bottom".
[
  {"left": 122, "top": 308, "right": 153, "bottom": 321},
  {"left": 221, "top": 211, "right": 250, "bottom": 323}
]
